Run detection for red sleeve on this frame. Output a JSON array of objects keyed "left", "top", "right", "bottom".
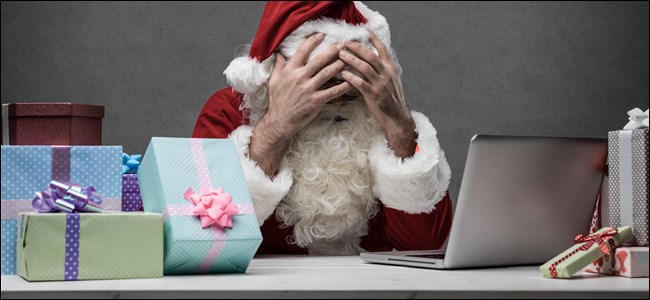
[
  {"left": 192, "top": 88, "right": 245, "bottom": 138},
  {"left": 382, "top": 192, "right": 453, "bottom": 250}
]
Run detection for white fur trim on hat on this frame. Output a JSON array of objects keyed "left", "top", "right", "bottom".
[
  {"left": 369, "top": 111, "right": 452, "bottom": 214},
  {"left": 223, "top": 56, "right": 273, "bottom": 95},
  {"left": 353, "top": 1, "right": 391, "bottom": 46},
  {"left": 229, "top": 125, "right": 293, "bottom": 226},
  {"left": 224, "top": 1, "right": 390, "bottom": 95}
]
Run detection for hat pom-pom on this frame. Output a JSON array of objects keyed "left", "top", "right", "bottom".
[{"left": 224, "top": 56, "right": 271, "bottom": 94}]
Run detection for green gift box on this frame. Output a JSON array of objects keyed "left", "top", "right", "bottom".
[
  {"left": 540, "top": 226, "right": 633, "bottom": 279},
  {"left": 16, "top": 212, "right": 163, "bottom": 281}
]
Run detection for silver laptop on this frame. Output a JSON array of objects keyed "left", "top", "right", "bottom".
[{"left": 361, "top": 134, "right": 607, "bottom": 269}]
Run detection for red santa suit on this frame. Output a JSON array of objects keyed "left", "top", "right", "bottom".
[{"left": 193, "top": 1, "right": 453, "bottom": 255}]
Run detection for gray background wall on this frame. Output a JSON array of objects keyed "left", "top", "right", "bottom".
[{"left": 2, "top": 1, "right": 648, "bottom": 203}]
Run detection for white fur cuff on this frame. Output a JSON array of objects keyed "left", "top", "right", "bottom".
[
  {"left": 369, "top": 112, "right": 452, "bottom": 214},
  {"left": 229, "top": 126, "right": 293, "bottom": 226}
]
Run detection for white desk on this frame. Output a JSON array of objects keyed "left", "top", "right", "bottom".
[{"left": 1, "top": 255, "right": 648, "bottom": 299}]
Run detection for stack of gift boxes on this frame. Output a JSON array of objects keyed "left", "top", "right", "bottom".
[
  {"left": 121, "top": 153, "right": 143, "bottom": 212},
  {"left": 541, "top": 108, "right": 649, "bottom": 279},
  {"left": 1, "top": 102, "right": 261, "bottom": 282}
]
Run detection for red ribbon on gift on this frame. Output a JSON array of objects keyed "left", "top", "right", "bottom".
[{"left": 549, "top": 228, "right": 619, "bottom": 278}]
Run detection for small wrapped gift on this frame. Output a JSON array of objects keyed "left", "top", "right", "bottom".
[
  {"left": 139, "top": 137, "right": 262, "bottom": 275},
  {"left": 1, "top": 145, "right": 122, "bottom": 275},
  {"left": 540, "top": 226, "right": 633, "bottom": 279},
  {"left": 122, "top": 153, "right": 143, "bottom": 212},
  {"left": 16, "top": 212, "right": 163, "bottom": 281},
  {"left": 603, "top": 108, "right": 649, "bottom": 246},
  {"left": 122, "top": 174, "right": 142, "bottom": 212},
  {"left": 583, "top": 247, "right": 649, "bottom": 278},
  {"left": 2, "top": 102, "right": 104, "bottom": 145}
]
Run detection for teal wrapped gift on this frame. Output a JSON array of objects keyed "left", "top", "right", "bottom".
[
  {"left": 1, "top": 146, "right": 122, "bottom": 275},
  {"left": 138, "top": 137, "right": 262, "bottom": 275}
]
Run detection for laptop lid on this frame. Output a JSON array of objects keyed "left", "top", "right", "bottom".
[{"left": 443, "top": 135, "right": 607, "bottom": 269}]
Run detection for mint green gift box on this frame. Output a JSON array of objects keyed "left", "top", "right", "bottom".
[
  {"left": 540, "top": 226, "right": 633, "bottom": 279},
  {"left": 138, "top": 137, "right": 262, "bottom": 275},
  {"left": 16, "top": 212, "right": 163, "bottom": 281}
]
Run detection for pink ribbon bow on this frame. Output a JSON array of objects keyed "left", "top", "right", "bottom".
[{"left": 183, "top": 187, "right": 238, "bottom": 229}]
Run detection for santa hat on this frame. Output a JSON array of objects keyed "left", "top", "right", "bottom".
[{"left": 224, "top": 1, "right": 391, "bottom": 95}]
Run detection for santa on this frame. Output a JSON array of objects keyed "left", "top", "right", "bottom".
[{"left": 193, "top": 1, "right": 453, "bottom": 255}]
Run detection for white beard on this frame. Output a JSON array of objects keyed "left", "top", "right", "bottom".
[{"left": 274, "top": 99, "right": 382, "bottom": 255}]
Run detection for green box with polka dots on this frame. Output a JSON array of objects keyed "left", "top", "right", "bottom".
[
  {"left": 138, "top": 138, "right": 262, "bottom": 275},
  {"left": 16, "top": 212, "right": 163, "bottom": 281}
]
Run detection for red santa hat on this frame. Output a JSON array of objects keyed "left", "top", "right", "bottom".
[{"left": 224, "top": 1, "right": 392, "bottom": 94}]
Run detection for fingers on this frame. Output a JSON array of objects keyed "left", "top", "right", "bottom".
[
  {"left": 309, "top": 59, "right": 347, "bottom": 89},
  {"left": 273, "top": 52, "right": 286, "bottom": 73},
  {"left": 368, "top": 31, "right": 391, "bottom": 59},
  {"left": 342, "top": 40, "right": 383, "bottom": 73},
  {"left": 288, "top": 33, "right": 325, "bottom": 68},
  {"left": 304, "top": 44, "right": 344, "bottom": 77},
  {"left": 339, "top": 49, "right": 378, "bottom": 81},
  {"left": 312, "top": 81, "right": 353, "bottom": 104},
  {"left": 341, "top": 70, "right": 371, "bottom": 95}
]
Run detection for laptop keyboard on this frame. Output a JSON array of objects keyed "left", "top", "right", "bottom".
[{"left": 405, "top": 253, "right": 446, "bottom": 259}]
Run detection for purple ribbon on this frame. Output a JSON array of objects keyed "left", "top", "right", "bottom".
[
  {"left": 32, "top": 181, "right": 103, "bottom": 213},
  {"left": 52, "top": 147, "right": 71, "bottom": 182},
  {"left": 65, "top": 213, "right": 80, "bottom": 281}
]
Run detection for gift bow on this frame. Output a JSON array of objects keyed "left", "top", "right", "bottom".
[
  {"left": 32, "top": 180, "right": 103, "bottom": 213},
  {"left": 122, "top": 153, "right": 142, "bottom": 174},
  {"left": 183, "top": 187, "right": 238, "bottom": 229},
  {"left": 573, "top": 228, "right": 619, "bottom": 256},
  {"left": 623, "top": 107, "right": 649, "bottom": 130}
]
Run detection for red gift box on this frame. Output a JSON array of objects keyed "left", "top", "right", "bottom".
[{"left": 2, "top": 103, "right": 104, "bottom": 145}]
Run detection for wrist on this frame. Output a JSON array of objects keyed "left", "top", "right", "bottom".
[
  {"left": 251, "top": 119, "right": 290, "bottom": 152},
  {"left": 385, "top": 119, "right": 417, "bottom": 158},
  {"left": 249, "top": 120, "right": 291, "bottom": 177}
]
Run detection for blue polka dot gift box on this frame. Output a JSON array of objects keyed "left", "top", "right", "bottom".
[
  {"left": 16, "top": 212, "right": 163, "bottom": 281},
  {"left": 1, "top": 146, "right": 122, "bottom": 275},
  {"left": 138, "top": 138, "right": 262, "bottom": 275}
]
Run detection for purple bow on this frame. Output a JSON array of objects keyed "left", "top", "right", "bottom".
[{"left": 32, "top": 181, "right": 103, "bottom": 213}]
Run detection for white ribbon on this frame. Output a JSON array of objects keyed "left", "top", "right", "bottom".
[
  {"left": 617, "top": 130, "right": 633, "bottom": 227},
  {"left": 622, "top": 107, "right": 649, "bottom": 130}
]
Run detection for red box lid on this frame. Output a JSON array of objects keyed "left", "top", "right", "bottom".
[{"left": 3, "top": 103, "right": 104, "bottom": 118}]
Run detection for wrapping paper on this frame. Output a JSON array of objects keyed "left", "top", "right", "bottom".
[
  {"left": 138, "top": 137, "right": 262, "bottom": 275},
  {"left": 122, "top": 174, "right": 142, "bottom": 211},
  {"left": 606, "top": 128, "right": 648, "bottom": 246},
  {"left": 583, "top": 247, "right": 649, "bottom": 278},
  {"left": 1, "top": 145, "right": 122, "bottom": 275},
  {"left": 540, "top": 226, "right": 633, "bottom": 279},
  {"left": 16, "top": 212, "right": 163, "bottom": 281}
]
